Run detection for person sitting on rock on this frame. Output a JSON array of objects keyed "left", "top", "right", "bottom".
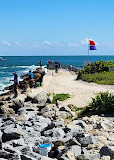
[{"left": 28, "top": 70, "right": 33, "bottom": 88}]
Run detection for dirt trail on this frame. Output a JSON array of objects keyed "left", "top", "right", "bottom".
[{"left": 23, "top": 69, "right": 114, "bottom": 107}]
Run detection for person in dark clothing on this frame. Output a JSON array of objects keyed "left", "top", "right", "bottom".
[
  {"left": 57, "top": 61, "right": 61, "bottom": 69},
  {"left": 10, "top": 72, "right": 19, "bottom": 97},
  {"left": 38, "top": 69, "right": 45, "bottom": 86},
  {"left": 39, "top": 61, "right": 42, "bottom": 68},
  {"left": 28, "top": 70, "right": 33, "bottom": 88},
  {"left": 55, "top": 61, "right": 59, "bottom": 73}
]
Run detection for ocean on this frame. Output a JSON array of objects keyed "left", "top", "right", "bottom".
[{"left": 0, "top": 56, "right": 114, "bottom": 94}]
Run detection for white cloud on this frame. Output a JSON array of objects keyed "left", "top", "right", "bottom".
[
  {"left": 101, "top": 42, "right": 114, "bottom": 47},
  {"left": 2, "top": 41, "right": 11, "bottom": 46},
  {"left": 80, "top": 38, "right": 99, "bottom": 46},
  {"left": 14, "top": 42, "right": 24, "bottom": 47},
  {"left": 68, "top": 42, "right": 79, "bottom": 47},
  {"left": 44, "top": 41, "right": 52, "bottom": 46},
  {"left": 31, "top": 42, "right": 40, "bottom": 48},
  {"left": 80, "top": 38, "right": 89, "bottom": 45}
]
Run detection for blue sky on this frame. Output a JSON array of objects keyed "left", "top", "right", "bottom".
[{"left": 0, "top": 0, "right": 114, "bottom": 56}]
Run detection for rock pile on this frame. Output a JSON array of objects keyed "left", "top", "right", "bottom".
[{"left": 0, "top": 91, "right": 114, "bottom": 160}]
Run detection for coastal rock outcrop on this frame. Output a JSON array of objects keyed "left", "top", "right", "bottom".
[{"left": 0, "top": 92, "right": 113, "bottom": 160}]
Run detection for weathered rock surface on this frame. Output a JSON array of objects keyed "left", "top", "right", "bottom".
[{"left": 0, "top": 92, "right": 113, "bottom": 160}]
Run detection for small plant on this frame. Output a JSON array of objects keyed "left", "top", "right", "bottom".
[
  {"left": 47, "top": 93, "right": 51, "bottom": 97},
  {"left": 74, "top": 106, "right": 83, "bottom": 111},
  {"left": 52, "top": 93, "right": 70, "bottom": 104},
  {"left": 78, "top": 92, "right": 114, "bottom": 117}
]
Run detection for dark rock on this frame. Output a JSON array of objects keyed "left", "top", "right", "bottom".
[
  {"left": 64, "top": 136, "right": 81, "bottom": 146},
  {"left": 24, "top": 121, "right": 32, "bottom": 127},
  {"left": 100, "top": 146, "right": 114, "bottom": 158},
  {"left": 2, "top": 128, "right": 22, "bottom": 142},
  {"left": 0, "top": 101, "right": 4, "bottom": 106},
  {"left": 63, "top": 127, "right": 71, "bottom": 134},
  {"left": 73, "top": 120, "right": 86, "bottom": 129},
  {"left": 20, "top": 155, "right": 37, "bottom": 160},
  {"left": 25, "top": 95, "right": 33, "bottom": 102},
  {"left": 93, "top": 122, "right": 102, "bottom": 129},
  {"left": 11, "top": 138, "right": 25, "bottom": 147},
  {"left": 21, "top": 146, "right": 31, "bottom": 155},
  {"left": 78, "top": 135, "right": 95, "bottom": 147},
  {"left": 43, "top": 128, "right": 65, "bottom": 138},
  {"left": 9, "top": 99, "right": 24, "bottom": 113},
  {"left": 0, "top": 150, "right": 20, "bottom": 160}
]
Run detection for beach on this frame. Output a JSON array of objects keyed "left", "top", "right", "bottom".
[{"left": 17, "top": 69, "right": 114, "bottom": 108}]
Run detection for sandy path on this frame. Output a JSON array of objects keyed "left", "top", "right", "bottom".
[{"left": 24, "top": 69, "right": 114, "bottom": 107}]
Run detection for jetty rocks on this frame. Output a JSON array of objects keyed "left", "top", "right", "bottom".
[{"left": 0, "top": 91, "right": 114, "bottom": 160}]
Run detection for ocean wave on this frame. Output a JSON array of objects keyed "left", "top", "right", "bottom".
[{"left": 0, "top": 64, "right": 46, "bottom": 94}]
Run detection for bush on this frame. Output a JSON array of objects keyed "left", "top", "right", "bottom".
[
  {"left": 52, "top": 93, "right": 70, "bottom": 104},
  {"left": 78, "top": 92, "right": 114, "bottom": 117},
  {"left": 83, "top": 60, "right": 114, "bottom": 74},
  {"left": 81, "top": 71, "right": 114, "bottom": 85},
  {"left": 77, "top": 60, "right": 114, "bottom": 85}
]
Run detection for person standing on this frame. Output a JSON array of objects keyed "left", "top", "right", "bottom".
[
  {"left": 10, "top": 72, "right": 19, "bottom": 97},
  {"left": 55, "top": 61, "right": 59, "bottom": 73},
  {"left": 39, "top": 61, "right": 42, "bottom": 68},
  {"left": 38, "top": 68, "right": 45, "bottom": 86},
  {"left": 28, "top": 70, "right": 33, "bottom": 88}
]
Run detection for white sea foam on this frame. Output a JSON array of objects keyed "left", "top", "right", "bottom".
[{"left": 0, "top": 64, "right": 44, "bottom": 94}]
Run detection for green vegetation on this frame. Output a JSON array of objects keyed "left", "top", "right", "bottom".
[
  {"left": 52, "top": 93, "right": 70, "bottom": 104},
  {"left": 49, "top": 68, "right": 55, "bottom": 70},
  {"left": 77, "top": 60, "right": 114, "bottom": 85},
  {"left": 47, "top": 93, "right": 51, "bottom": 97},
  {"left": 47, "top": 93, "right": 70, "bottom": 104},
  {"left": 78, "top": 92, "right": 114, "bottom": 117},
  {"left": 74, "top": 106, "right": 83, "bottom": 111},
  {"left": 81, "top": 71, "right": 114, "bottom": 85}
]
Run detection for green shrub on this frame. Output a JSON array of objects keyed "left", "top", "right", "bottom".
[
  {"left": 78, "top": 92, "right": 114, "bottom": 117},
  {"left": 52, "top": 93, "right": 70, "bottom": 104},
  {"left": 81, "top": 71, "right": 114, "bottom": 85},
  {"left": 83, "top": 60, "right": 114, "bottom": 74},
  {"left": 77, "top": 60, "right": 114, "bottom": 85}
]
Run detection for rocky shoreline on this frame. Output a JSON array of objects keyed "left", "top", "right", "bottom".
[{"left": 0, "top": 90, "right": 114, "bottom": 160}]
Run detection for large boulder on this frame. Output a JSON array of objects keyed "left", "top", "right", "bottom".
[
  {"left": 78, "top": 135, "right": 96, "bottom": 147},
  {"left": 43, "top": 128, "right": 65, "bottom": 138},
  {"left": 2, "top": 128, "right": 22, "bottom": 142},
  {"left": 64, "top": 136, "right": 81, "bottom": 146},
  {"left": 59, "top": 105, "right": 75, "bottom": 116},
  {"left": 0, "top": 150, "right": 20, "bottom": 159},
  {"left": 0, "top": 105, "right": 15, "bottom": 115},
  {"left": 69, "top": 145, "right": 81, "bottom": 157},
  {"left": 9, "top": 99, "right": 24, "bottom": 113},
  {"left": 32, "top": 91, "right": 47, "bottom": 105}
]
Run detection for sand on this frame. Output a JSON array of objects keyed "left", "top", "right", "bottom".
[{"left": 23, "top": 69, "right": 114, "bottom": 107}]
